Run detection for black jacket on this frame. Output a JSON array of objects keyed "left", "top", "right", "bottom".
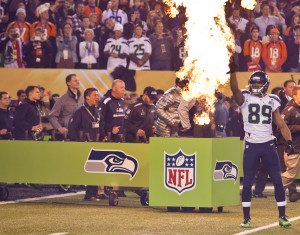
[
  {"left": 13, "top": 98, "right": 40, "bottom": 140},
  {"left": 99, "top": 90, "right": 125, "bottom": 142},
  {"left": 24, "top": 40, "right": 53, "bottom": 68},
  {"left": 0, "top": 108, "right": 14, "bottom": 139},
  {"left": 282, "top": 100, "right": 300, "bottom": 153},
  {"left": 68, "top": 103, "right": 101, "bottom": 141},
  {"left": 124, "top": 97, "right": 155, "bottom": 142}
]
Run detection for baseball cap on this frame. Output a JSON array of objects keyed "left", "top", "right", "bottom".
[
  {"left": 143, "top": 86, "right": 157, "bottom": 101},
  {"left": 270, "top": 28, "right": 279, "bottom": 34},
  {"left": 114, "top": 23, "right": 123, "bottom": 32}
]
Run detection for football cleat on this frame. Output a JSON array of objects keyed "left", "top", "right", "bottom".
[
  {"left": 240, "top": 218, "right": 251, "bottom": 228},
  {"left": 279, "top": 216, "right": 291, "bottom": 227}
]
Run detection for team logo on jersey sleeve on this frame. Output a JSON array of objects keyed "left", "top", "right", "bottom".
[
  {"left": 84, "top": 148, "right": 138, "bottom": 180},
  {"left": 213, "top": 160, "right": 238, "bottom": 183},
  {"left": 164, "top": 149, "right": 196, "bottom": 195}
]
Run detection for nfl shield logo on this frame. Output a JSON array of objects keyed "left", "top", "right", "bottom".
[{"left": 164, "top": 149, "right": 196, "bottom": 195}]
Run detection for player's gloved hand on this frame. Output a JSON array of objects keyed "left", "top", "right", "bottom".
[
  {"left": 285, "top": 140, "right": 295, "bottom": 156},
  {"left": 227, "top": 57, "right": 236, "bottom": 74}
]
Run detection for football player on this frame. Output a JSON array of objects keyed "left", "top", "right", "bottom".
[{"left": 230, "top": 67, "right": 295, "bottom": 228}]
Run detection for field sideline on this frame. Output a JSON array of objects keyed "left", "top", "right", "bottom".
[{"left": 1, "top": 187, "right": 300, "bottom": 234}]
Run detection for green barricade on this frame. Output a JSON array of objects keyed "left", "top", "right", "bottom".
[
  {"left": 0, "top": 141, "right": 149, "bottom": 187},
  {"left": 149, "top": 137, "right": 241, "bottom": 207}
]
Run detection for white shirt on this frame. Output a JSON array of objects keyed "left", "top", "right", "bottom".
[
  {"left": 104, "top": 37, "right": 129, "bottom": 70},
  {"left": 240, "top": 90, "right": 281, "bottom": 143},
  {"left": 229, "top": 16, "right": 248, "bottom": 32},
  {"left": 101, "top": 9, "right": 128, "bottom": 26},
  {"left": 128, "top": 36, "right": 152, "bottom": 70},
  {"left": 254, "top": 15, "right": 285, "bottom": 38},
  {"left": 79, "top": 41, "right": 99, "bottom": 64}
]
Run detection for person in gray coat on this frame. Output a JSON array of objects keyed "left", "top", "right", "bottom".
[
  {"left": 55, "top": 22, "right": 78, "bottom": 68},
  {"left": 49, "top": 74, "right": 84, "bottom": 139}
]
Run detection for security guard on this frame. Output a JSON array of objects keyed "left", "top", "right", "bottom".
[{"left": 124, "top": 86, "right": 157, "bottom": 143}]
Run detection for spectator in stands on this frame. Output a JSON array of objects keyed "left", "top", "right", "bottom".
[
  {"left": 243, "top": 26, "right": 264, "bottom": 71},
  {"left": 277, "top": 0, "right": 292, "bottom": 19},
  {"left": 13, "top": 85, "right": 42, "bottom": 140},
  {"left": 254, "top": 3, "right": 285, "bottom": 38},
  {"left": 229, "top": 7, "right": 249, "bottom": 40},
  {"left": 49, "top": 74, "right": 84, "bottom": 140},
  {"left": 101, "top": 0, "right": 128, "bottom": 26},
  {"left": 262, "top": 24, "right": 276, "bottom": 43},
  {"left": 71, "top": 1, "right": 84, "bottom": 31},
  {"left": 284, "top": 14, "right": 299, "bottom": 40},
  {"left": 104, "top": 23, "right": 129, "bottom": 70},
  {"left": 54, "top": 0, "right": 69, "bottom": 32},
  {"left": 14, "top": 89, "right": 26, "bottom": 107},
  {"left": 84, "top": 0, "right": 102, "bottom": 25},
  {"left": 98, "top": 18, "right": 115, "bottom": 69},
  {"left": 130, "top": 0, "right": 147, "bottom": 22},
  {"left": 30, "top": 3, "right": 57, "bottom": 47},
  {"left": 149, "top": 21, "right": 174, "bottom": 70},
  {"left": 55, "top": 22, "right": 78, "bottom": 68},
  {"left": 79, "top": 28, "right": 99, "bottom": 69},
  {"left": 0, "top": 0, "right": 9, "bottom": 34},
  {"left": 286, "top": 24, "right": 300, "bottom": 72},
  {"left": 0, "top": 91, "right": 13, "bottom": 140},
  {"left": 124, "top": 86, "right": 157, "bottom": 142},
  {"left": 152, "top": 1, "right": 169, "bottom": 29},
  {"left": 281, "top": 85, "right": 300, "bottom": 202},
  {"left": 128, "top": 24, "right": 151, "bottom": 70},
  {"left": 24, "top": 27, "right": 53, "bottom": 68},
  {"left": 0, "top": 26, "right": 24, "bottom": 68},
  {"left": 6, "top": 8, "right": 31, "bottom": 43},
  {"left": 262, "top": 27, "right": 287, "bottom": 72},
  {"left": 99, "top": 79, "right": 125, "bottom": 142}
]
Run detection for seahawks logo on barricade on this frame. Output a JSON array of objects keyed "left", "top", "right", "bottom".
[
  {"left": 164, "top": 149, "right": 196, "bottom": 195},
  {"left": 213, "top": 160, "right": 238, "bottom": 183},
  {"left": 84, "top": 148, "right": 138, "bottom": 180}
]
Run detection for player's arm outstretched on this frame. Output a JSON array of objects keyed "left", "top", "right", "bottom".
[
  {"left": 229, "top": 63, "right": 244, "bottom": 106},
  {"left": 273, "top": 108, "right": 295, "bottom": 155}
]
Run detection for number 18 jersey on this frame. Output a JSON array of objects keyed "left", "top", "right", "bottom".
[{"left": 240, "top": 90, "right": 281, "bottom": 143}]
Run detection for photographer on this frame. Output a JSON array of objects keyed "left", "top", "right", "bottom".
[
  {"left": 286, "top": 24, "right": 300, "bottom": 72},
  {"left": 149, "top": 20, "right": 174, "bottom": 70},
  {"left": 24, "top": 27, "right": 53, "bottom": 68},
  {"left": 0, "top": 26, "right": 24, "bottom": 68}
]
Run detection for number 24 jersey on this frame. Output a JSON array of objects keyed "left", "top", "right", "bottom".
[{"left": 240, "top": 90, "right": 281, "bottom": 143}]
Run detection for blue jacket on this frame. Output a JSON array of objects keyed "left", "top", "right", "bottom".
[
  {"left": 68, "top": 103, "right": 101, "bottom": 141},
  {"left": 99, "top": 90, "right": 125, "bottom": 142}
]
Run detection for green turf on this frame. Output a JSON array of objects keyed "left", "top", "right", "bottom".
[{"left": 1, "top": 190, "right": 300, "bottom": 234}]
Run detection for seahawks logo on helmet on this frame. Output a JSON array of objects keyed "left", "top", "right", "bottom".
[
  {"left": 249, "top": 71, "right": 270, "bottom": 95},
  {"left": 213, "top": 160, "right": 238, "bottom": 183},
  {"left": 84, "top": 148, "right": 138, "bottom": 180}
]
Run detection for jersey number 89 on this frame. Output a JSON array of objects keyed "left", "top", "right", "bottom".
[{"left": 248, "top": 104, "right": 272, "bottom": 124}]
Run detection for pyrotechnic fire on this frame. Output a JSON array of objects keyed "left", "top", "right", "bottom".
[{"left": 163, "top": 0, "right": 256, "bottom": 125}]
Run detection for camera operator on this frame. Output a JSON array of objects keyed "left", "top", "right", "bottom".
[
  {"left": 0, "top": 26, "right": 24, "bottom": 68},
  {"left": 24, "top": 27, "right": 53, "bottom": 68}
]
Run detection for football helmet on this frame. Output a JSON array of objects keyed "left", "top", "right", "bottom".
[{"left": 249, "top": 71, "right": 270, "bottom": 95}]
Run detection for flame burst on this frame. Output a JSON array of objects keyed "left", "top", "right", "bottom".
[{"left": 163, "top": 0, "right": 256, "bottom": 125}]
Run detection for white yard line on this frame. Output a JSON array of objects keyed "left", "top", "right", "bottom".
[
  {"left": 0, "top": 191, "right": 85, "bottom": 205},
  {"left": 48, "top": 233, "right": 68, "bottom": 235},
  {"left": 234, "top": 216, "right": 300, "bottom": 235}
]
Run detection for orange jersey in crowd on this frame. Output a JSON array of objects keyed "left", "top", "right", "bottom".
[
  {"left": 30, "top": 21, "right": 57, "bottom": 40},
  {"left": 6, "top": 21, "right": 31, "bottom": 43},
  {"left": 84, "top": 5, "right": 102, "bottom": 23},
  {"left": 243, "top": 39, "right": 264, "bottom": 64},
  {"left": 262, "top": 40, "right": 287, "bottom": 73}
]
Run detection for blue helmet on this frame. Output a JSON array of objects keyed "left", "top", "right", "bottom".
[{"left": 249, "top": 71, "right": 270, "bottom": 95}]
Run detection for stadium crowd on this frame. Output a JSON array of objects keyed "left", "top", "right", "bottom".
[{"left": 0, "top": 0, "right": 299, "bottom": 72}]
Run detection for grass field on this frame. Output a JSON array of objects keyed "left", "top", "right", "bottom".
[{"left": 1, "top": 188, "right": 300, "bottom": 234}]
